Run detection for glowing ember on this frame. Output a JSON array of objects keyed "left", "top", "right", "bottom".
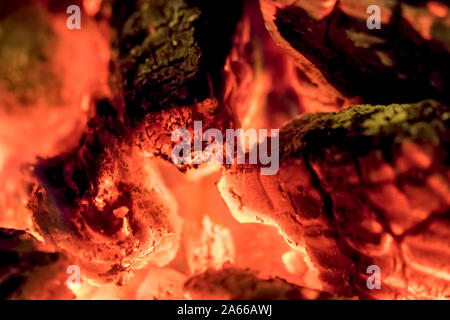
[
  {"left": 185, "top": 215, "right": 235, "bottom": 275},
  {"left": 427, "top": 1, "right": 448, "bottom": 18},
  {"left": 84, "top": 0, "right": 103, "bottom": 16}
]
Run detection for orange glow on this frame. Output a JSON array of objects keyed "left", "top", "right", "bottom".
[
  {"left": 428, "top": 1, "right": 448, "bottom": 18},
  {"left": 0, "top": 7, "right": 109, "bottom": 231},
  {"left": 185, "top": 215, "right": 235, "bottom": 275},
  {"left": 84, "top": 0, "right": 103, "bottom": 16},
  {"left": 1, "top": 0, "right": 448, "bottom": 301},
  {"left": 224, "top": 6, "right": 302, "bottom": 131}
]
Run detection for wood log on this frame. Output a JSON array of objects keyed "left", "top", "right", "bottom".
[
  {"left": 184, "top": 266, "right": 338, "bottom": 300},
  {"left": 219, "top": 100, "right": 450, "bottom": 299},
  {"left": 29, "top": 99, "right": 183, "bottom": 285},
  {"left": 108, "top": 0, "right": 242, "bottom": 123},
  {"left": 259, "top": 0, "right": 450, "bottom": 107},
  {"left": 29, "top": 0, "right": 241, "bottom": 285},
  {"left": 0, "top": 228, "right": 74, "bottom": 300}
]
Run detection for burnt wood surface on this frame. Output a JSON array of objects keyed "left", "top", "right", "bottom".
[
  {"left": 108, "top": 0, "right": 242, "bottom": 123},
  {"left": 184, "top": 266, "right": 338, "bottom": 300},
  {"left": 220, "top": 100, "right": 450, "bottom": 299},
  {"left": 29, "top": 0, "right": 241, "bottom": 285},
  {"left": 7, "top": 0, "right": 450, "bottom": 299},
  {"left": 0, "top": 228, "right": 74, "bottom": 300},
  {"left": 260, "top": 0, "right": 450, "bottom": 106}
]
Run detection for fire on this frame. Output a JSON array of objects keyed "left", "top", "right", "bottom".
[
  {"left": 1, "top": 0, "right": 448, "bottom": 301},
  {"left": 224, "top": 0, "right": 346, "bottom": 136},
  {"left": 427, "top": 1, "right": 448, "bottom": 18},
  {"left": 84, "top": 0, "right": 103, "bottom": 16},
  {"left": 0, "top": 1, "right": 109, "bottom": 230},
  {"left": 224, "top": 5, "right": 302, "bottom": 131},
  {"left": 185, "top": 215, "right": 235, "bottom": 275}
]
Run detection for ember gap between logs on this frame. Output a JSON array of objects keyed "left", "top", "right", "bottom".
[{"left": 0, "top": 0, "right": 449, "bottom": 300}]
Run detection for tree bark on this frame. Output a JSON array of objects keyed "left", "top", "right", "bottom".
[
  {"left": 259, "top": 0, "right": 450, "bottom": 108},
  {"left": 219, "top": 100, "right": 450, "bottom": 299}
]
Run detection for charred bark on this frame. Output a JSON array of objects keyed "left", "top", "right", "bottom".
[
  {"left": 108, "top": 0, "right": 242, "bottom": 123},
  {"left": 0, "top": 228, "right": 74, "bottom": 300},
  {"left": 29, "top": 0, "right": 240, "bottom": 285},
  {"left": 29, "top": 99, "right": 183, "bottom": 285},
  {"left": 184, "top": 266, "right": 338, "bottom": 300},
  {"left": 219, "top": 100, "right": 450, "bottom": 299},
  {"left": 260, "top": 0, "right": 450, "bottom": 106}
]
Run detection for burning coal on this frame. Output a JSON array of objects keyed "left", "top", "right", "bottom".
[{"left": 171, "top": 121, "right": 280, "bottom": 175}]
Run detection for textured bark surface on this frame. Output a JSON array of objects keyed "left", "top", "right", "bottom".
[
  {"left": 135, "top": 98, "right": 233, "bottom": 171},
  {"left": 184, "top": 266, "right": 338, "bottom": 300},
  {"left": 24, "top": 0, "right": 242, "bottom": 285},
  {"left": 259, "top": 0, "right": 450, "bottom": 107},
  {"left": 29, "top": 0, "right": 240, "bottom": 285},
  {"left": 0, "top": 228, "right": 74, "bottom": 300},
  {"left": 29, "top": 100, "right": 182, "bottom": 285},
  {"left": 108, "top": 0, "right": 242, "bottom": 123},
  {"left": 219, "top": 100, "right": 450, "bottom": 299}
]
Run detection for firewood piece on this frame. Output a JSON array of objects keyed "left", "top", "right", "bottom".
[
  {"left": 184, "top": 266, "right": 338, "bottom": 300},
  {"left": 0, "top": 1, "right": 110, "bottom": 231},
  {"left": 0, "top": 228, "right": 74, "bottom": 300},
  {"left": 29, "top": 103, "right": 182, "bottom": 285},
  {"left": 219, "top": 100, "right": 450, "bottom": 299},
  {"left": 29, "top": 0, "right": 241, "bottom": 282},
  {"left": 259, "top": 0, "right": 450, "bottom": 105},
  {"left": 108, "top": 0, "right": 242, "bottom": 123}
]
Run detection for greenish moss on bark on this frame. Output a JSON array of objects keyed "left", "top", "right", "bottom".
[
  {"left": 111, "top": 0, "right": 202, "bottom": 121},
  {"left": 281, "top": 100, "right": 450, "bottom": 158}
]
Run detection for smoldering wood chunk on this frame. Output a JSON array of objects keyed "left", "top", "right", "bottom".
[
  {"left": 0, "top": 228, "right": 74, "bottom": 300},
  {"left": 260, "top": 0, "right": 450, "bottom": 105},
  {"left": 184, "top": 267, "right": 338, "bottom": 300},
  {"left": 29, "top": 102, "right": 182, "bottom": 285},
  {"left": 134, "top": 98, "right": 233, "bottom": 172},
  {"left": 109, "top": 0, "right": 242, "bottom": 122},
  {"left": 219, "top": 100, "right": 450, "bottom": 299}
]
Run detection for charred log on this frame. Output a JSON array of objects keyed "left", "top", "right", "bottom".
[
  {"left": 28, "top": 0, "right": 242, "bottom": 285},
  {"left": 108, "top": 0, "right": 242, "bottom": 123},
  {"left": 219, "top": 100, "right": 450, "bottom": 299},
  {"left": 260, "top": 0, "right": 450, "bottom": 106},
  {"left": 135, "top": 98, "right": 233, "bottom": 171},
  {"left": 29, "top": 101, "right": 183, "bottom": 285},
  {"left": 0, "top": 228, "right": 74, "bottom": 300},
  {"left": 184, "top": 266, "right": 338, "bottom": 300},
  {"left": 3, "top": 0, "right": 448, "bottom": 300}
]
